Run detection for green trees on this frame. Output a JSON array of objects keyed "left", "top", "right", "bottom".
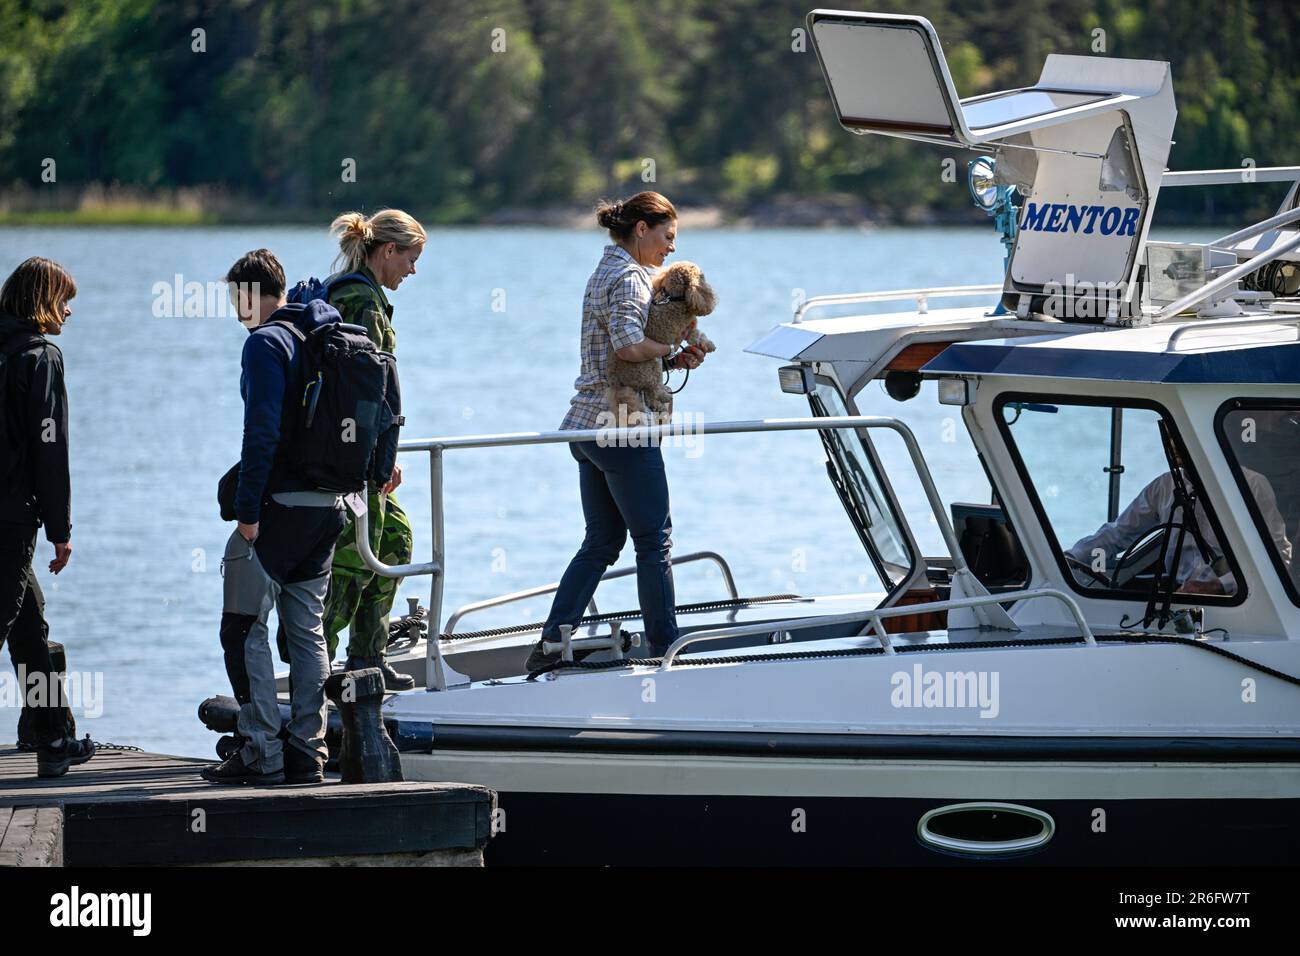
[{"left": 0, "top": 0, "right": 1295, "bottom": 223}]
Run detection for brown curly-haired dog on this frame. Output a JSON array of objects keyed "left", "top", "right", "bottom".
[{"left": 607, "top": 260, "right": 717, "bottom": 424}]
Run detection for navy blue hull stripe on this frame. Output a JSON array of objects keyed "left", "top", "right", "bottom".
[
  {"left": 923, "top": 341, "right": 1300, "bottom": 384},
  {"left": 391, "top": 722, "right": 1300, "bottom": 762}
]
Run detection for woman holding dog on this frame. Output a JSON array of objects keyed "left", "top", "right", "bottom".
[{"left": 526, "top": 191, "right": 707, "bottom": 671}]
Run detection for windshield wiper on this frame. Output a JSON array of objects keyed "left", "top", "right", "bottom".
[
  {"left": 821, "top": 452, "right": 894, "bottom": 587},
  {"left": 1133, "top": 431, "right": 1222, "bottom": 628}
]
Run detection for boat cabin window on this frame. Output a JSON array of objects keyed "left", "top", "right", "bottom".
[
  {"left": 996, "top": 395, "right": 1244, "bottom": 604},
  {"left": 1216, "top": 401, "right": 1300, "bottom": 606},
  {"left": 807, "top": 378, "right": 916, "bottom": 591}
]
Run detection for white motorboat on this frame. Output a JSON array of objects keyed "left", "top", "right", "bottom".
[{"left": 354, "top": 10, "right": 1299, "bottom": 864}]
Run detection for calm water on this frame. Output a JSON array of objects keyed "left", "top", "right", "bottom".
[{"left": 0, "top": 223, "right": 1150, "bottom": 757}]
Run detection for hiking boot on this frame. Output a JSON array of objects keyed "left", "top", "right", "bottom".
[
  {"left": 200, "top": 750, "right": 283, "bottom": 786},
  {"left": 215, "top": 734, "right": 245, "bottom": 762},
  {"left": 344, "top": 654, "right": 413, "bottom": 692},
  {"left": 36, "top": 734, "right": 96, "bottom": 778},
  {"left": 378, "top": 657, "right": 415, "bottom": 691},
  {"left": 524, "top": 638, "right": 597, "bottom": 673},
  {"left": 523, "top": 627, "right": 632, "bottom": 673},
  {"left": 524, "top": 639, "right": 558, "bottom": 673},
  {"left": 283, "top": 746, "right": 324, "bottom": 785}
]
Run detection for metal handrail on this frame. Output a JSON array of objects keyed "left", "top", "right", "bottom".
[
  {"left": 1210, "top": 203, "right": 1300, "bottom": 249},
  {"left": 1156, "top": 231, "right": 1300, "bottom": 321},
  {"left": 1165, "top": 315, "right": 1300, "bottom": 353},
  {"left": 358, "top": 415, "right": 1035, "bottom": 688},
  {"left": 1161, "top": 166, "right": 1300, "bottom": 187},
  {"left": 442, "top": 550, "right": 740, "bottom": 635},
  {"left": 792, "top": 284, "right": 1003, "bottom": 324},
  {"left": 351, "top": 496, "right": 440, "bottom": 578},
  {"left": 658, "top": 586, "right": 1096, "bottom": 669},
  {"left": 353, "top": 416, "right": 926, "bottom": 690}
]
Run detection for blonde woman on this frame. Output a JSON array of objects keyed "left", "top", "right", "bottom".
[
  {"left": 320, "top": 210, "right": 426, "bottom": 690},
  {"left": 0, "top": 256, "right": 95, "bottom": 776}
]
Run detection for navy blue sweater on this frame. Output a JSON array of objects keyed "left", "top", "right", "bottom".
[{"left": 235, "top": 300, "right": 341, "bottom": 523}]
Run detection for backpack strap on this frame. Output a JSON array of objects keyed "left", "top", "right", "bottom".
[
  {"left": 266, "top": 319, "right": 307, "bottom": 342},
  {"left": 326, "top": 271, "right": 384, "bottom": 301}
]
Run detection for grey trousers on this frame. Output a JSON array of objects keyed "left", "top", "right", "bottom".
[{"left": 221, "top": 530, "right": 330, "bottom": 772}]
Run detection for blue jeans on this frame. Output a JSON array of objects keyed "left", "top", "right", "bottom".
[{"left": 542, "top": 441, "right": 679, "bottom": 653}]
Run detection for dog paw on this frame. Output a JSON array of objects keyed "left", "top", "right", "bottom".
[{"left": 687, "top": 330, "right": 717, "bottom": 353}]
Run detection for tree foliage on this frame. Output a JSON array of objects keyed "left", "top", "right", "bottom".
[{"left": 1, "top": 0, "right": 1295, "bottom": 221}]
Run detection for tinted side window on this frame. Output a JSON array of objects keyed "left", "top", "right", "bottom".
[
  {"left": 1217, "top": 404, "right": 1300, "bottom": 605},
  {"left": 998, "top": 395, "right": 1243, "bottom": 603}
]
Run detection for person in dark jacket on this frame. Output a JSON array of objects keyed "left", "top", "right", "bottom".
[
  {"left": 0, "top": 256, "right": 95, "bottom": 777},
  {"left": 203, "top": 249, "right": 347, "bottom": 786}
]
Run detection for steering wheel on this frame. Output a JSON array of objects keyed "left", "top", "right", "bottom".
[
  {"left": 1110, "top": 525, "right": 1172, "bottom": 589},
  {"left": 1064, "top": 552, "right": 1112, "bottom": 587}
]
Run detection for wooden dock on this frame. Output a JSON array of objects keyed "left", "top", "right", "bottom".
[{"left": 0, "top": 744, "right": 495, "bottom": 866}]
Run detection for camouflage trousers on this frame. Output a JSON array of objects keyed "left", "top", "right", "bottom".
[{"left": 322, "top": 491, "right": 413, "bottom": 660}]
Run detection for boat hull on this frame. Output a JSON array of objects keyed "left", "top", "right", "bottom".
[
  {"left": 469, "top": 791, "right": 1300, "bottom": 866},
  {"left": 397, "top": 730, "right": 1300, "bottom": 865}
]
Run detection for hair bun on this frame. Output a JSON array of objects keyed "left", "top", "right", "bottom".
[
  {"left": 596, "top": 200, "right": 626, "bottom": 230},
  {"left": 346, "top": 214, "right": 372, "bottom": 240},
  {"left": 596, "top": 192, "right": 677, "bottom": 240}
]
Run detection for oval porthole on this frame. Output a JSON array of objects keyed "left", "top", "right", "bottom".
[{"left": 917, "top": 802, "right": 1054, "bottom": 857}]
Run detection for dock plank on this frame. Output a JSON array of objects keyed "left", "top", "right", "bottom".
[
  {"left": 0, "top": 806, "right": 62, "bottom": 867},
  {"left": 0, "top": 745, "right": 494, "bottom": 866}
]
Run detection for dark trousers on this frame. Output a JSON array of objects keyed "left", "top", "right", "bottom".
[
  {"left": 542, "top": 441, "right": 679, "bottom": 653},
  {"left": 219, "top": 496, "right": 344, "bottom": 768},
  {"left": 0, "top": 527, "right": 62, "bottom": 746},
  {"left": 221, "top": 496, "right": 345, "bottom": 700}
]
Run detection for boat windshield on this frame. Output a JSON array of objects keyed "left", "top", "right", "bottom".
[
  {"left": 997, "top": 394, "right": 1242, "bottom": 603},
  {"left": 1216, "top": 401, "right": 1300, "bottom": 606},
  {"left": 807, "top": 379, "right": 914, "bottom": 589}
]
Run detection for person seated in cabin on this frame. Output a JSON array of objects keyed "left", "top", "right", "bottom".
[
  {"left": 1221, "top": 407, "right": 1300, "bottom": 585},
  {"left": 1065, "top": 439, "right": 1289, "bottom": 596}
]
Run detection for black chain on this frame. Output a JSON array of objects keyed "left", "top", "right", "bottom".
[{"left": 88, "top": 739, "right": 144, "bottom": 752}]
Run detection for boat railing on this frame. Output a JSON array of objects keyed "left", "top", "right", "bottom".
[
  {"left": 789, "top": 171, "right": 1300, "bottom": 329},
  {"left": 352, "top": 415, "right": 994, "bottom": 691},
  {"left": 792, "top": 284, "right": 1003, "bottom": 324},
  {"left": 1147, "top": 184, "right": 1300, "bottom": 321},
  {"left": 1165, "top": 314, "right": 1300, "bottom": 353},
  {"left": 1155, "top": 228, "right": 1300, "bottom": 322},
  {"left": 658, "top": 586, "right": 1097, "bottom": 669},
  {"left": 442, "top": 550, "right": 740, "bottom": 636},
  {"left": 1160, "top": 166, "right": 1300, "bottom": 187},
  {"left": 1208, "top": 202, "right": 1300, "bottom": 250}
]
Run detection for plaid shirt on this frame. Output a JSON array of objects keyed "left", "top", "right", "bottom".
[{"left": 560, "top": 244, "right": 651, "bottom": 430}]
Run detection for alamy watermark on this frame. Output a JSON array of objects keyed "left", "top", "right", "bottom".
[
  {"left": 152, "top": 275, "right": 261, "bottom": 319},
  {"left": 0, "top": 666, "right": 104, "bottom": 718},
  {"left": 595, "top": 407, "right": 705, "bottom": 458},
  {"left": 1041, "top": 274, "right": 1141, "bottom": 321},
  {"left": 890, "top": 663, "right": 1000, "bottom": 718}
]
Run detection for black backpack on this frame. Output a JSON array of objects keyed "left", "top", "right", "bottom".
[{"left": 273, "top": 319, "right": 404, "bottom": 494}]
